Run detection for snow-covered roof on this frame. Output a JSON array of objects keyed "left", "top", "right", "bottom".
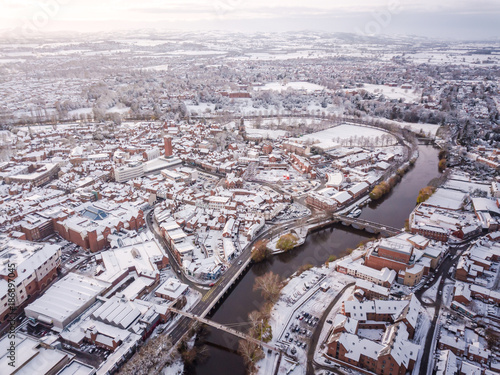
[
  {"left": 25, "top": 273, "right": 110, "bottom": 329},
  {"left": 423, "top": 188, "right": 467, "bottom": 211},
  {"left": 332, "top": 314, "right": 358, "bottom": 334},
  {"left": 338, "top": 332, "right": 383, "bottom": 362},
  {"left": 155, "top": 277, "right": 188, "bottom": 300},
  {"left": 435, "top": 349, "right": 458, "bottom": 375}
]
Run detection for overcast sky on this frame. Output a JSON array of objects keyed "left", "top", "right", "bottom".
[{"left": 1, "top": 0, "right": 500, "bottom": 40}]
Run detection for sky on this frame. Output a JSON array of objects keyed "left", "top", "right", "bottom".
[{"left": 1, "top": 0, "right": 500, "bottom": 40}]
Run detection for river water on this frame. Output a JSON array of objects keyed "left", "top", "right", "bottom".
[{"left": 186, "top": 144, "right": 441, "bottom": 375}]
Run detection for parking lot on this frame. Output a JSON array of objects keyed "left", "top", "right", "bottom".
[
  {"left": 282, "top": 310, "right": 320, "bottom": 355},
  {"left": 274, "top": 203, "right": 311, "bottom": 222}
]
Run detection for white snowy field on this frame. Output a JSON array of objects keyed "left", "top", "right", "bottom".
[
  {"left": 185, "top": 102, "right": 217, "bottom": 115},
  {"left": 106, "top": 105, "right": 131, "bottom": 114},
  {"left": 254, "top": 81, "right": 327, "bottom": 93},
  {"left": 144, "top": 64, "right": 170, "bottom": 71},
  {"left": 261, "top": 117, "right": 330, "bottom": 127},
  {"left": 229, "top": 51, "right": 332, "bottom": 61},
  {"left": 290, "top": 124, "right": 397, "bottom": 150},
  {"left": 382, "top": 51, "right": 500, "bottom": 67},
  {"left": 376, "top": 118, "right": 442, "bottom": 137},
  {"left": 116, "top": 39, "right": 173, "bottom": 47},
  {"left": 245, "top": 128, "right": 288, "bottom": 140},
  {"left": 358, "top": 83, "right": 422, "bottom": 103},
  {"left": 165, "top": 50, "right": 227, "bottom": 56},
  {"left": 67, "top": 108, "right": 93, "bottom": 117},
  {"left": 244, "top": 117, "right": 334, "bottom": 140}
]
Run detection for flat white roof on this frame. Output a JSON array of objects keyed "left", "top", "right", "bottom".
[
  {"left": 25, "top": 273, "right": 109, "bottom": 328},
  {"left": 155, "top": 277, "right": 188, "bottom": 300},
  {"left": 0, "top": 334, "right": 71, "bottom": 375},
  {"left": 424, "top": 188, "right": 467, "bottom": 211},
  {"left": 57, "top": 361, "right": 95, "bottom": 375}
]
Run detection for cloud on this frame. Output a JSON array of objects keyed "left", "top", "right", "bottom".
[{"left": 0, "top": 0, "right": 499, "bottom": 38}]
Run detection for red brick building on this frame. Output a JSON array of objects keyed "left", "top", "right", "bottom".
[
  {"left": 164, "top": 136, "right": 173, "bottom": 157},
  {"left": 0, "top": 240, "right": 61, "bottom": 323},
  {"left": 365, "top": 238, "right": 415, "bottom": 273},
  {"left": 54, "top": 202, "right": 145, "bottom": 252},
  {"left": 327, "top": 321, "right": 419, "bottom": 375}
]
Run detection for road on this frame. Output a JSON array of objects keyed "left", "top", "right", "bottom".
[
  {"left": 303, "top": 241, "right": 468, "bottom": 375},
  {"left": 149, "top": 205, "right": 365, "bottom": 348},
  {"left": 148, "top": 207, "right": 316, "bottom": 346},
  {"left": 414, "top": 242, "right": 469, "bottom": 375},
  {"left": 147, "top": 193, "right": 425, "bottom": 358},
  {"left": 146, "top": 210, "right": 205, "bottom": 292},
  {"left": 306, "top": 283, "right": 355, "bottom": 375}
]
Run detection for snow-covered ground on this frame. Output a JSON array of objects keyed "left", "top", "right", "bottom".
[
  {"left": 255, "top": 262, "right": 356, "bottom": 375},
  {"left": 376, "top": 117, "right": 442, "bottom": 136},
  {"left": 422, "top": 276, "right": 441, "bottom": 304},
  {"left": 67, "top": 107, "right": 93, "bottom": 117},
  {"left": 185, "top": 101, "right": 217, "bottom": 116},
  {"left": 384, "top": 51, "right": 499, "bottom": 67},
  {"left": 290, "top": 123, "right": 397, "bottom": 150},
  {"left": 159, "top": 332, "right": 197, "bottom": 375},
  {"left": 411, "top": 307, "right": 433, "bottom": 375},
  {"left": 245, "top": 127, "right": 288, "bottom": 140},
  {"left": 106, "top": 105, "right": 131, "bottom": 114},
  {"left": 161, "top": 359, "right": 184, "bottom": 375},
  {"left": 255, "top": 169, "right": 307, "bottom": 183},
  {"left": 254, "top": 81, "right": 328, "bottom": 93},
  {"left": 357, "top": 83, "right": 422, "bottom": 103}
]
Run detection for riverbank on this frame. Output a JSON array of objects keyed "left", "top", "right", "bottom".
[
  {"left": 186, "top": 145, "right": 440, "bottom": 375},
  {"left": 254, "top": 261, "right": 357, "bottom": 374}
]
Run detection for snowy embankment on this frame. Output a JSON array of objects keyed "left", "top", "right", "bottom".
[{"left": 255, "top": 261, "right": 356, "bottom": 375}]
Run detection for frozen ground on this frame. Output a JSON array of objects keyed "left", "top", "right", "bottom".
[
  {"left": 159, "top": 332, "right": 197, "bottom": 375},
  {"left": 376, "top": 117, "right": 442, "bottom": 136},
  {"left": 358, "top": 83, "right": 422, "bottom": 103},
  {"left": 185, "top": 101, "right": 216, "bottom": 116},
  {"left": 256, "top": 261, "right": 356, "bottom": 375},
  {"left": 383, "top": 50, "right": 500, "bottom": 67},
  {"left": 245, "top": 127, "right": 288, "bottom": 140},
  {"left": 290, "top": 124, "right": 397, "bottom": 151},
  {"left": 259, "top": 117, "right": 333, "bottom": 128},
  {"left": 255, "top": 169, "right": 307, "bottom": 183},
  {"left": 422, "top": 276, "right": 441, "bottom": 304},
  {"left": 255, "top": 81, "right": 328, "bottom": 93},
  {"left": 411, "top": 307, "right": 433, "bottom": 375}
]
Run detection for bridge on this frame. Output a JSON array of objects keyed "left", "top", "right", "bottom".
[
  {"left": 199, "top": 256, "right": 253, "bottom": 316},
  {"left": 169, "top": 307, "right": 281, "bottom": 353},
  {"left": 331, "top": 214, "right": 402, "bottom": 237}
]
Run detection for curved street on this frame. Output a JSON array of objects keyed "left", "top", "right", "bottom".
[{"left": 306, "top": 282, "right": 355, "bottom": 375}]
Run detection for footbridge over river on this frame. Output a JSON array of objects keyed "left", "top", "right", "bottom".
[{"left": 169, "top": 307, "right": 282, "bottom": 353}]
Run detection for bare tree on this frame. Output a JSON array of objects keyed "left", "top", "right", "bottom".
[
  {"left": 253, "top": 271, "right": 282, "bottom": 303},
  {"left": 118, "top": 335, "right": 173, "bottom": 375},
  {"left": 238, "top": 340, "right": 264, "bottom": 374}
]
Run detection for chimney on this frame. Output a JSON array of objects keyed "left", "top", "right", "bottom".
[{"left": 164, "top": 136, "right": 173, "bottom": 157}]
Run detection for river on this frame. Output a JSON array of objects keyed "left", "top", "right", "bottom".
[{"left": 185, "top": 144, "right": 441, "bottom": 375}]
